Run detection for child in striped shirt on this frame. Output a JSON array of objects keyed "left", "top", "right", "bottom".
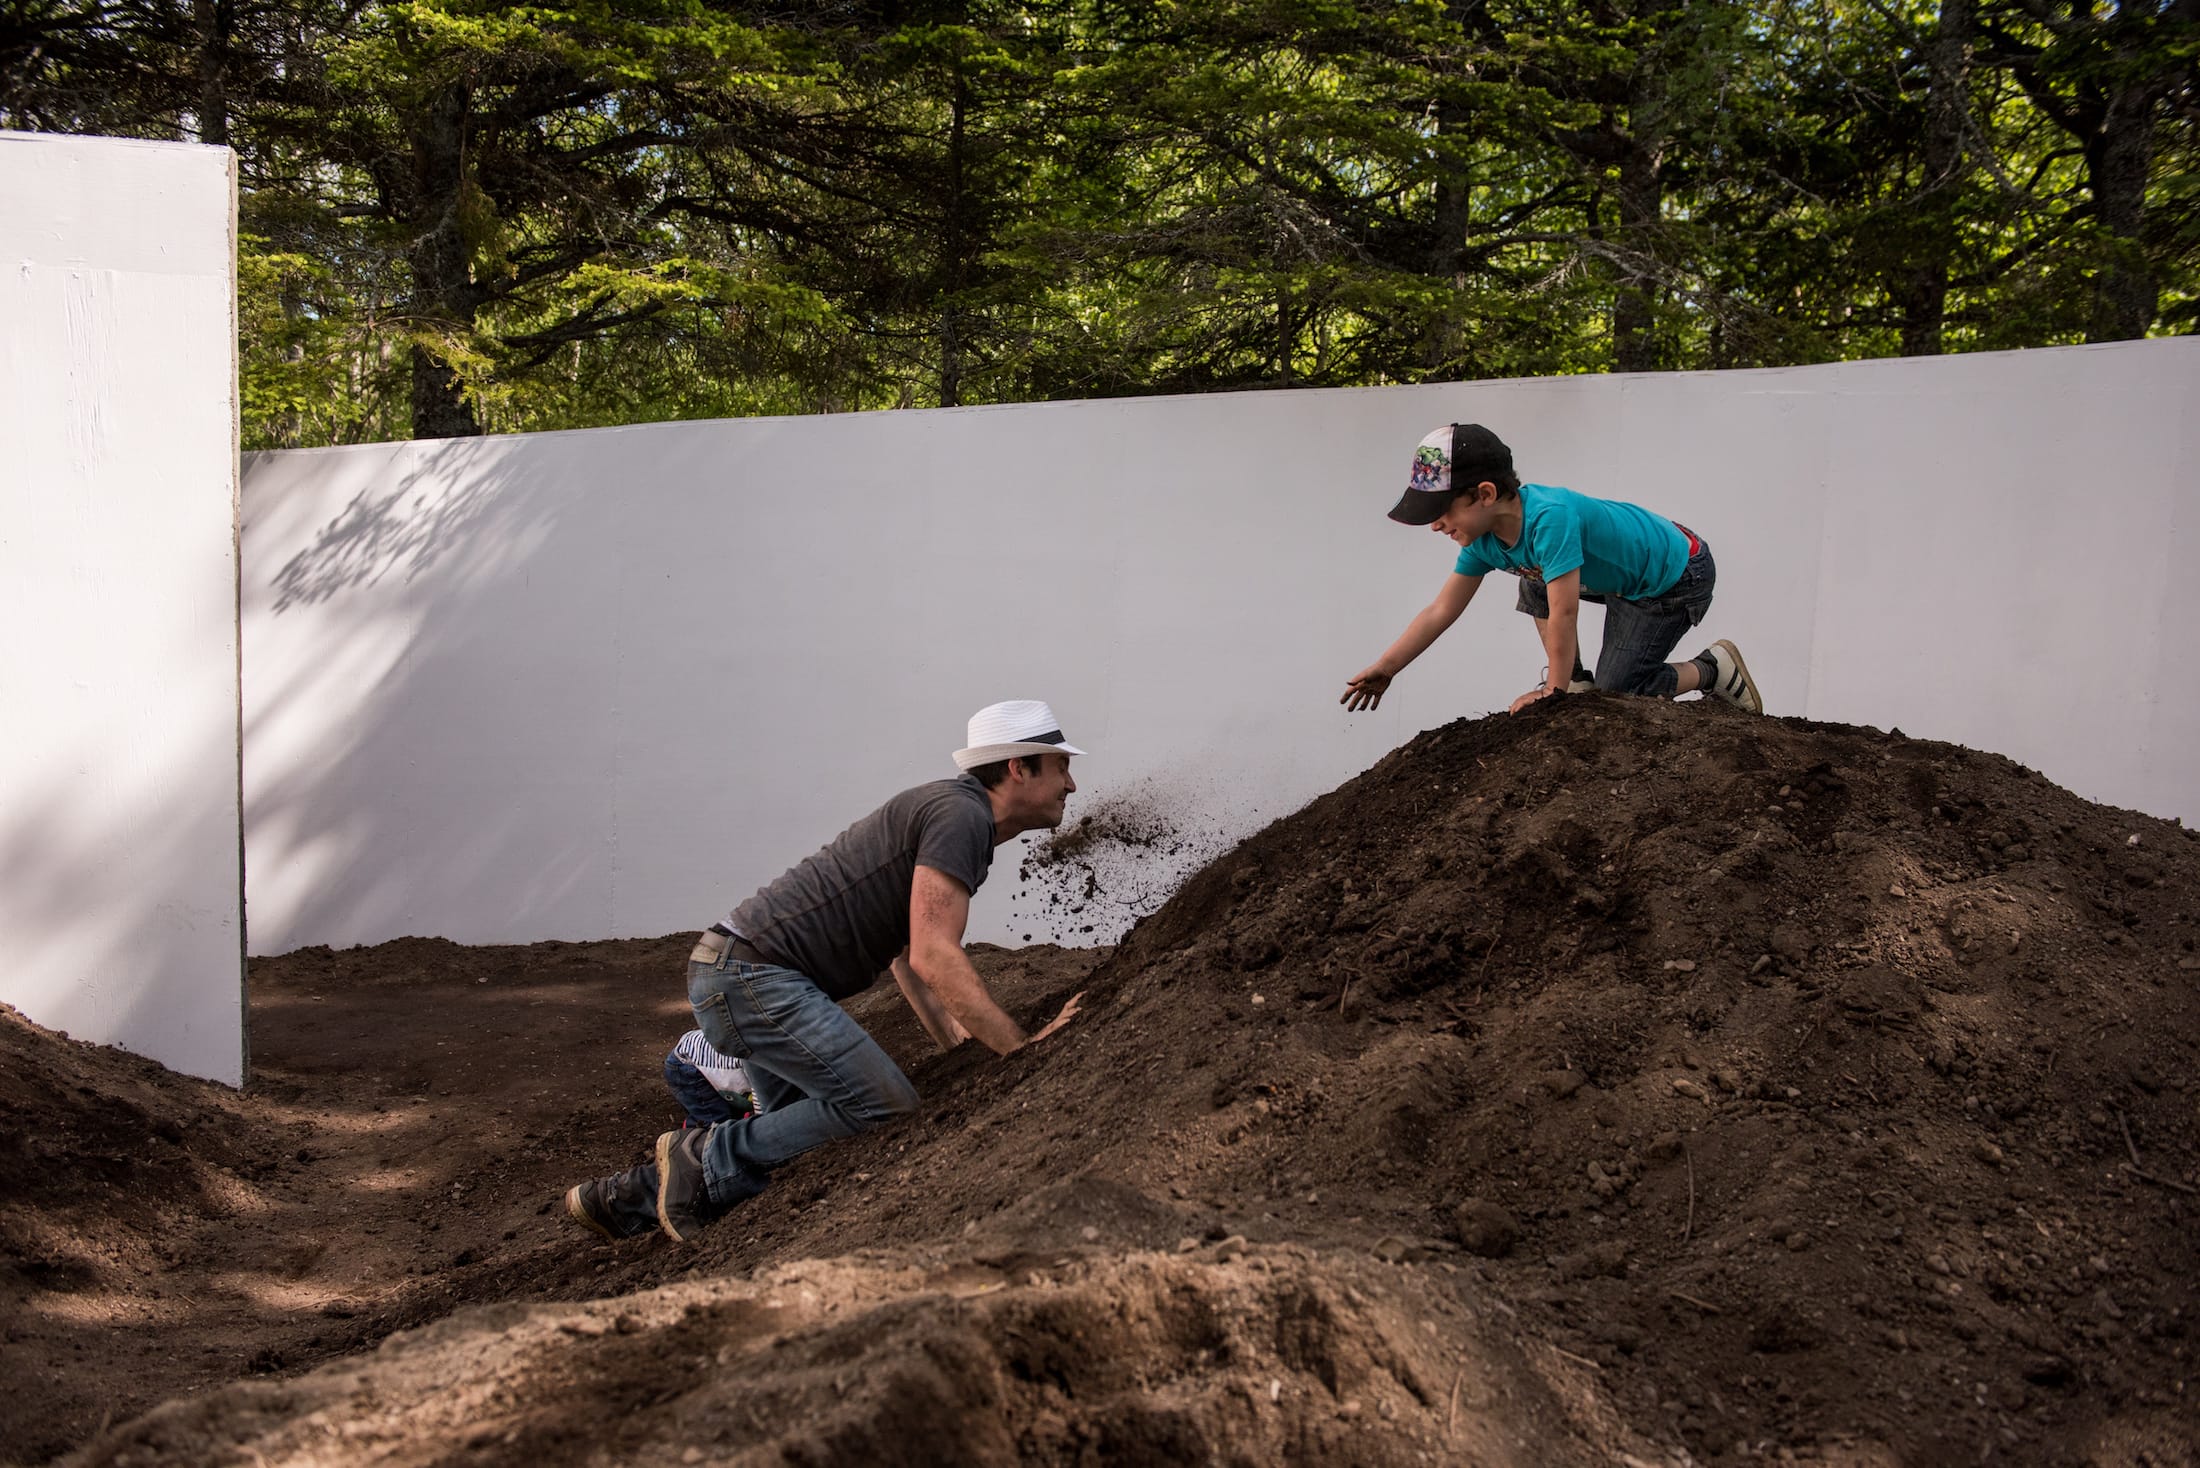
[{"left": 664, "top": 1029, "right": 756, "bottom": 1127}]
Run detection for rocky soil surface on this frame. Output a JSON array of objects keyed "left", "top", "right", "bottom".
[{"left": 5, "top": 696, "right": 2198, "bottom": 1466}]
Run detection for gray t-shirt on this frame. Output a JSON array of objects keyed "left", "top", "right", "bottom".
[{"left": 727, "top": 775, "right": 996, "bottom": 1000}]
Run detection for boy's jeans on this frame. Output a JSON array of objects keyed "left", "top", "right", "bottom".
[
  {"left": 1515, "top": 541, "right": 1717, "bottom": 697},
  {"left": 662, "top": 1049, "right": 741, "bottom": 1127},
  {"left": 598, "top": 948, "right": 920, "bottom": 1237}
]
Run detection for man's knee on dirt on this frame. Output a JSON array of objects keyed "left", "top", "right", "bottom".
[{"left": 839, "top": 1069, "right": 921, "bottom": 1130}]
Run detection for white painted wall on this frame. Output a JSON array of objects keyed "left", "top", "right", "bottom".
[
  {"left": 241, "top": 339, "right": 2199, "bottom": 957},
  {"left": 0, "top": 134, "right": 244, "bottom": 1084}
]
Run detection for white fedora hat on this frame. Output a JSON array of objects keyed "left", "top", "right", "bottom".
[{"left": 953, "top": 699, "right": 1089, "bottom": 771}]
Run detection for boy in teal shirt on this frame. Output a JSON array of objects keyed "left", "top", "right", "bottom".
[{"left": 1342, "top": 423, "right": 1762, "bottom": 715}]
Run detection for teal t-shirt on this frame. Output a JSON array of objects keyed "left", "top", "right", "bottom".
[{"left": 1453, "top": 483, "right": 1689, "bottom": 601}]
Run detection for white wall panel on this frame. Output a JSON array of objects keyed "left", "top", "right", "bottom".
[
  {"left": 241, "top": 339, "right": 2199, "bottom": 956},
  {"left": 0, "top": 134, "right": 243, "bottom": 1084}
]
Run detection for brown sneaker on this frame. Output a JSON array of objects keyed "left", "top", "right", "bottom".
[
  {"left": 654, "top": 1127, "right": 716, "bottom": 1242},
  {"left": 564, "top": 1169, "right": 657, "bottom": 1241}
]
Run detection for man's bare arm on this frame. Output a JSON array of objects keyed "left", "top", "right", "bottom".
[
  {"left": 909, "top": 866, "right": 1081, "bottom": 1055},
  {"left": 890, "top": 948, "right": 970, "bottom": 1051}
]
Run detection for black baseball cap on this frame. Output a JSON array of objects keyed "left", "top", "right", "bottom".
[{"left": 1387, "top": 423, "right": 1515, "bottom": 525}]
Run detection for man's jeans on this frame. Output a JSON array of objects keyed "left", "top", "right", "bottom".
[
  {"left": 687, "top": 950, "right": 920, "bottom": 1205},
  {"left": 600, "top": 948, "right": 919, "bottom": 1236},
  {"left": 1515, "top": 541, "right": 1717, "bottom": 696}
]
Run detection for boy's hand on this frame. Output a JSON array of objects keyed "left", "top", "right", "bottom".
[
  {"left": 1509, "top": 685, "right": 1557, "bottom": 715},
  {"left": 1341, "top": 666, "right": 1393, "bottom": 710}
]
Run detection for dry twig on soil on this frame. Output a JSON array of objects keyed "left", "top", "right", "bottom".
[
  {"left": 2115, "top": 1105, "right": 2200, "bottom": 1196},
  {"left": 1680, "top": 1137, "right": 1697, "bottom": 1244}
]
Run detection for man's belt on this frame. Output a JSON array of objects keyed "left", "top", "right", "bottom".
[{"left": 691, "top": 925, "right": 774, "bottom": 966}]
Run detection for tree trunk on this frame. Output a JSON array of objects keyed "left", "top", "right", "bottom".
[
  {"left": 1424, "top": 85, "right": 1476, "bottom": 372},
  {"left": 2080, "top": 0, "right": 2196, "bottom": 342},
  {"left": 1612, "top": 136, "right": 1663, "bottom": 373},
  {"left": 1897, "top": 0, "right": 1973, "bottom": 356},
  {"left": 939, "top": 70, "right": 970, "bottom": 408},
  {"left": 2083, "top": 19, "right": 2164, "bottom": 343},
  {"left": 193, "top": 0, "right": 230, "bottom": 146},
  {"left": 406, "top": 84, "right": 482, "bottom": 439}
]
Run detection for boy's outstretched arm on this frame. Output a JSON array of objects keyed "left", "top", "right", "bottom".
[
  {"left": 1342, "top": 572, "right": 1480, "bottom": 711},
  {"left": 1511, "top": 569, "right": 1582, "bottom": 713}
]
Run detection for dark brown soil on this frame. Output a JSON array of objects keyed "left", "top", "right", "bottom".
[{"left": 7, "top": 695, "right": 2199, "bottom": 1466}]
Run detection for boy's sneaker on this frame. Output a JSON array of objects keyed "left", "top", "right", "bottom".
[
  {"left": 654, "top": 1127, "right": 716, "bottom": 1242},
  {"left": 1701, "top": 640, "right": 1762, "bottom": 714},
  {"left": 565, "top": 1170, "right": 657, "bottom": 1241}
]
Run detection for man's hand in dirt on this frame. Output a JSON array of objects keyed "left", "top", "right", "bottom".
[
  {"left": 1028, "top": 991, "right": 1085, "bottom": 1044},
  {"left": 1509, "top": 685, "right": 1558, "bottom": 715},
  {"left": 1341, "top": 667, "right": 1393, "bottom": 711}
]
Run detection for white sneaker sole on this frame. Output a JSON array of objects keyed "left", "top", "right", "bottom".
[{"left": 1711, "top": 639, "right": 1762, "bottom": 714}]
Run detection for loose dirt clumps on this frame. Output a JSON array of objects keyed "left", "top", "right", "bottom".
[
  {"left": 8, "top": 696, "right": 2200, "bottom": 1466},
  {"left": 1010, "top": 782, "right": 1234, "bottom": 944}
]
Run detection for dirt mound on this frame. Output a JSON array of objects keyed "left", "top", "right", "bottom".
[
  {"left": 12, "top": 696, "right": 2200, "bottom": 1465},
  {"left": 62, "top": 1237, "right": 1618, "bottom": 1468}
]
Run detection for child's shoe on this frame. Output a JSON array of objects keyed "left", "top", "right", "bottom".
[{"left": 1699, "top": 640, "right": 1762, "bottom": 713}]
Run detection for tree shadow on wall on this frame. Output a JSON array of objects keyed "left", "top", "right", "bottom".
[
  {"left": 264, "top": 439, "right": 521, "bottom": 614},
  {"left": 242, "top": 431, "right": 631, "bottom": 955}
]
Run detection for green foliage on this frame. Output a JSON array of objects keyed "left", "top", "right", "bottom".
[{"left": 5, "top": 0, "right": 2193, "bottom": 444}]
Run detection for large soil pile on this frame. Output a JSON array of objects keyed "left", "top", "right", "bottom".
[{"left": 7, "top": 697, "right": 2198, "bottom": 1466}]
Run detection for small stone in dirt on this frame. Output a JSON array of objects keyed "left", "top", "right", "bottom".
[
  {"left": 1554, "top": 1240, "right": 1629, "bottom": 1280},
  {"left": 1541, "top": 1070, "right": 1585, "bottom": 1099},
  {"left": 1588, "top": 1320, "right": 1645, "bottom": 1355},
  {"left": 1176, "top": 1236, "right": 1199, "bottom": 1253},
  {"left": 1974, "top": 1141, "right": 2005, "bottom": 1167},
  {"left": 1663, "top": 959, "right": 1697, "bottom": 973},
  {"left": 1890, "top": 884, "right": 1907, "bottom": 898},
  {"left": 1672, "top": 1078, "right": 1708, "bottom": 1101},
  {"left": 1712, "top": 1067, "right": 1742, "bottom": 1093},
  {"left": 1215, "top": 1235, "right": 1249, "bottom": 1261},
  {"left": 1453, "top": 1198, "right": 1520, "bottom": 1258},
  {"left": 1080, "top": 1225, "right": 1100, "bottom": 1242},
  {"left": 1786, "top": 1230, "right": 1811, "bottom": 1252}
]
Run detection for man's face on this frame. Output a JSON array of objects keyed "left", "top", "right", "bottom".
[
  {"left": 1013, "top": 753, "right": 1077, "bottom": 828},
  {"left": 1429, "top": 482, "right": 1502, "bottom": 545}
]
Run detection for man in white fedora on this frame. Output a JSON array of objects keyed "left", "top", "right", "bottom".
[{"left": 564, "top": 699, "right": 1089, "bottom": 1243}]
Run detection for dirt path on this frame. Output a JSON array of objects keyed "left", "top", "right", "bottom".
[{"left": 6, "top": 697, "right": 2198, "bottom": 1465}]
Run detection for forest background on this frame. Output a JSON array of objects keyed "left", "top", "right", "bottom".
[{"left": 4, "top": 0, "right": 2194, "bottom": 447}]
